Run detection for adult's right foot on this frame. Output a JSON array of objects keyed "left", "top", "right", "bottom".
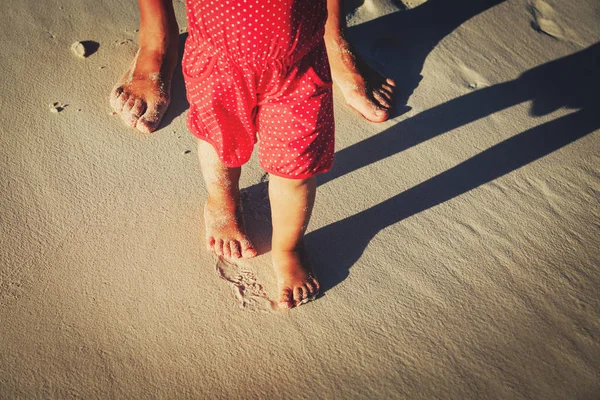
[
  {"left": 204, "top": 195, "right": 257, "bottom": 259},
  {"left": 109, "top": 33, "right": 178, "bottom": 134}
]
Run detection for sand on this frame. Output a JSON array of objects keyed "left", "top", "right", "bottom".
[{"left": 1, "top": 0, "right": 599, "bottom": 398}]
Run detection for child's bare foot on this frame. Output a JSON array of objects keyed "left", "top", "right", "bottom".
[
  {"left": 204, "top": 195, "right": 257, "bottom": 259},
  {"left": 272, "top": 245, "right": 320, "bottom": 309},
  {"left": 325, "top": 34, "right": 396, "bottom": 123},
  {"left": 110, "top": 33, "right": 178, "bottom": 134}
]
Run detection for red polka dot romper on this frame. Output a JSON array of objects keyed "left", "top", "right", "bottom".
[{"left": 183, "top": 0, "right": 335, "bottom": 179}]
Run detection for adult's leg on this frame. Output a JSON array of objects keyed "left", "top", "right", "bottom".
[
  {"left": 111, "top": 0, "right": 397, "bottom": 133},
  {"left": 110, "top": 0, "right": 179, "bottom": 133},
  {"left": 325, "top": 0, "right": 396, "bottom": 122}
]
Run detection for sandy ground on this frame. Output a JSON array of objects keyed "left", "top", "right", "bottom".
[{"left": 1, "top": 0, "right": 599, "bottom": 398}]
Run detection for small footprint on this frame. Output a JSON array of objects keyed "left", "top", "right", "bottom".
[{"left": 215, "top": 257, "right": 276, "bottom": 312}]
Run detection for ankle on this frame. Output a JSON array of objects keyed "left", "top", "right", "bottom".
[
  {"left": 138, "top": 26, "right": 179, "bottom": 54},
  {"left": 272, "top": 240, "right": 305, "bottom": 255},
  {"left": 324, "top": 25, "right": 347, "bottom": 45},
  {"left": 206, "top": 190, "right": 240, "bottom": 209}
]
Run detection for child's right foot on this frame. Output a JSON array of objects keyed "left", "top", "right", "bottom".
[
  {"left": 272, "top": 245, "right": 320, "bottom": 309},
  {"left": 204, "top": 195, "right": 257, "bottom": 259}
]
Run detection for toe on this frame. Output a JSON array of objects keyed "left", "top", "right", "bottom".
[
  {"left": 136, "top": 117, "right": 158, "bottom": 134},
  {"left": 215, "top": 239, "right": 224, "bottom": 256},
  {"left": 123, "top": 98, "right": 145, "bottom": 128},
  {"left": 279, "top": 288, "right": 294, "bottom": 310},
  {"left": 381, "top": 84, "right": 395, "bottom": 95},
  {"left": 240, "top": 239, "right": 258, "bottom": 258},
  {"left": 346, "top": 91, "right": 388, "bottom": 123},
  {"left": 293, "top": 286, "right": 306, "bottom": 306},
  {"left": 311, "top": 277, "right": 321, "bottom": 294},
  {"left": 230, "top": 241, "right": 242, "bottom": 259},
  {"left": 115, "top": 92, "right": 129, "bottom": 113},
  {"left": 124, "top": 107, "right": 139, "bottom": 129},
  {"left": 130, "top": 99, "right": 147, "bottom": 126},
  {"left": 369, "top": 105, "right": 389, "bottom": 122},
  {"left": 121, "top": 97, "right": 136, "bottom": 120},
  {"left": 136, "top": 100, "right": 167, "bottom": 134},
  {"left": 109, "top": 86, "right": 124, "bottom": 109},
  {"left": 372, "top": 91, "right": 390, "bottom": 109},
  {"left": 223, "top": 241, "right": 232, "bottom": 258},
  {"left": 305, "top": 279, "right": 318, "bottom": 297},
  {"left": 378, "top": 88, "right": 393, "bottom": 102},
  {"left": 206, "top": 236, "right": 215, "bottom": 251}
]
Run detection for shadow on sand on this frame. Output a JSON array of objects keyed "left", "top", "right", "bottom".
[
  {"left": 309, "top": 39, "right": 599, "bottom": 292},
  {"left": 162, "top": 0, "right": 509, "bottom": 128},
  {"left": 162, "top": 1, "right": 599, "bottom": 294},
  {"left": 345, "top": 0, "right": 507, "bottom": 118},
  {"left": 160, "top": 32, "right": 190, "bottom": 128}
]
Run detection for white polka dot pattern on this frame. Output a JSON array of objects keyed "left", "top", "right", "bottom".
[{"left": 183, "top": 0, "right": 335, "bottom": 178}]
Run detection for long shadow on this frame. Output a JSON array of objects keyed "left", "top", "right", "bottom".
[
  {"left": 345, "top": 0, "right": 507, "bottom": 116},
  {"left": 161, "top": 3, "right": 599, "bottom": 294},
  {"left": 319, "top": 42, "right": 600, "bottom": 187},
  {"left": 160, "top": 32, "right": 190, "bottom": 128},
  {"left": 309, "top": 43, "right": 599, "bottom": 292}
]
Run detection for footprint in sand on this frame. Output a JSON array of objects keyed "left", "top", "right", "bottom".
[
  {"left": 528, "top": 0, "right": 580, "bottom": 43},
  {"left": 215, "top": 257, "right": 276, "bottom": 312},
  {"left": 115, "top": 39, "right": 133, "bottom": 46},
  {"left": 216, "top": 174, "right": 275, "bottom": 311}
]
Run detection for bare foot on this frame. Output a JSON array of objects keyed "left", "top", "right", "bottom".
[
  {"left": 325, "top": 34, "right": 396, "bottom": 123},
  {"left": 109, "top": 38, "right": 177, "bottom": 134},
  {"left": 204, "top": 195, "right": 257, "bottom": 259},
  {"left": 272, "top": 245, "right": 320, "bottom": 309}
]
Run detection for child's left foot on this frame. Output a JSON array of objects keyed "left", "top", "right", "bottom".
[{"left": 272, "top": 246, "right": 320, "bottom": 309}]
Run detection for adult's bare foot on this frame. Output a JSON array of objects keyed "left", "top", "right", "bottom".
[
  {"left": 109, "top": 32, "right": 178, "bottom": 134},
  {"left": 325, "top": 33, "right": 396, "bottom": 123},
  {"left": 204, "top": 195, "right": 257, "bottom": 259},
  {"left": 272, "top": 245, "right": 320, "bottom": 309}
]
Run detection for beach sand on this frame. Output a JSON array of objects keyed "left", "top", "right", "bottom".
[{"left": 1, "top": 0, "right": 599, "bottom": 398}]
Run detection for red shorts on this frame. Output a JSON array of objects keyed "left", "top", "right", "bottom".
[{"left": 183, "top": 0, "right": 335, "bottom": 179}]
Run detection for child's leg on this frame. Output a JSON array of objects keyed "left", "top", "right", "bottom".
[
  {"left": 269, "top": 175, "right": 320, "bottom": 309},
  {"left": 198, "top": 140, "right": 257, "bottom": 259}
]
